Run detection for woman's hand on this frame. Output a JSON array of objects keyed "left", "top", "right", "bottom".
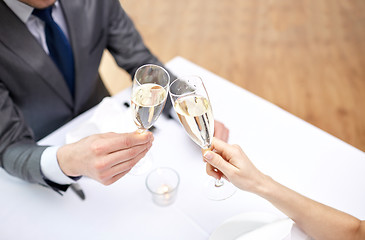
[{"left": 203, "top": 137, "right": 267, "bottom": 193}]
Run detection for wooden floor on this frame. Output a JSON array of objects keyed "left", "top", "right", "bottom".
[{"left": 100, "top": 0, "right": 365, "bottom": 151}]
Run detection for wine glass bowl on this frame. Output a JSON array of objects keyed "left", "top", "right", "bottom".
[
  {"left": 131, "top": 64, "right": 170, "bottom": 131},
  {"left": 130, "top": 64, "right": 170, "bottom": 175},
  {"left": 169, "top": 76, "right": 236, "bottom": 200},
  {"left": 169, "top": 76, "right": 214, "bottom": 150}
]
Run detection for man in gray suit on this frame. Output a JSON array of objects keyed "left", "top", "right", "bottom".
[{"left": 0, "top": 0, "right": 229, "bottom": 193}]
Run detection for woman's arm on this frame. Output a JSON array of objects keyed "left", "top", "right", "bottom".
[
  {"left": 203, "top": 137, "right": 364, "bottom": 240},
  {"left": 259, "top": 175, "right": 364, "bottom": 240}
]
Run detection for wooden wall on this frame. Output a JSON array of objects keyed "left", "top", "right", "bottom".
[{"left": 100, "top": 0, "right": 365, "bottom": 151}]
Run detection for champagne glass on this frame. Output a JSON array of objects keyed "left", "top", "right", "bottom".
[
  {"left": 130, "top": 64, "right": 170, "bottom": 175},
  {"left": 169, "top": 76, "right": 236, "bottom": 200}
]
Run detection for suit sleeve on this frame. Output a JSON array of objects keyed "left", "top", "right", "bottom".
[
  {"left": 0, "top": 81, "right": 50, "bottom": 187},
  {"left": 105, "top": 0, "right": 176, "bottom": 116}
]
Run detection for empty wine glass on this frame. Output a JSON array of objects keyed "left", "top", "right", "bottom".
[
  {"left": 130, "top": 64, "right": 170, "bottom": 175},
  {"left": 169, "top": 76, "right": 236, "bottom": 200}
]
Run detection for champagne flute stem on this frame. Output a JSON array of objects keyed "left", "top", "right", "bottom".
[
  {"left": 215, "top": 179, "right": 224, "bottom": 187},
  {"left": 137, "top": 128, "right": 147, "bottom": 134},
  {"left": 203, "top": 145, "right": 223, "bottom": 187}
]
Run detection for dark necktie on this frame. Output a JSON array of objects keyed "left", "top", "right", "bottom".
[{"left": 33, "top": 6, "right": 75, "bottom": 97}]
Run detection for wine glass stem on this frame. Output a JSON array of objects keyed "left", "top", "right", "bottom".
[
  {"left": 215, "top": 179, "right": 224, "bottom": 187},
  {"left": 137, "top": 128, "right": 147, "bottom": 134},
  {"left": 203, "top": 145, "right": 223, "bottom": 188}
]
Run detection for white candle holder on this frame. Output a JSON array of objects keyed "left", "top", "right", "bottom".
[{"left": 146, "top": 167, "right": 180, "bottom": 206}]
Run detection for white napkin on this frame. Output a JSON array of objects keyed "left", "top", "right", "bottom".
[
  {"left": 235, "top": 218, "right": 293, "bottom": 240},
  {"left": 65, "top": 97, "right": 137, "bottom": 144},
  {"left": 283, "top": 223, "right": 314, "bottom": 240},
  {"left": 210, "top": 212, "right": 292, "bottom": 240}
]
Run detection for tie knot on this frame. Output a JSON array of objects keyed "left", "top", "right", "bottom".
[{"left": 32, "top": 6, "right": 54, "bottom": 23}]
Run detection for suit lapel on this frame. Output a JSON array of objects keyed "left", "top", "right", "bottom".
[{"left": 0, "top": 1, "right": 73, "bottom": 108}]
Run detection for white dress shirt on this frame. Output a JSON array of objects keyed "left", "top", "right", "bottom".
[{"left": 4, "top": 0, "right": 75, "bottom": 185}]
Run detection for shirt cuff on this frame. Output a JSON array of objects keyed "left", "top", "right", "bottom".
[{"left": 40, "top": 146, "right": 76, "bottom": 185}]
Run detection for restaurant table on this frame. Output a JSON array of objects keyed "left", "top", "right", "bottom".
[{"left": 1, "top": 57, "right": 364, "bottom": 240}]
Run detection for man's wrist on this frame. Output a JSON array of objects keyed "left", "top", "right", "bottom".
[
  {"left": 40, "top": 146, "right": 76, "bottom": 185},
  {"left": 56, "top": 144, "right": 82, "bottom": 177}
]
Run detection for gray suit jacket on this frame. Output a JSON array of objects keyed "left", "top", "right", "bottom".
[{"left": 0, "top": 0, "right": 172, "bottom": 190}]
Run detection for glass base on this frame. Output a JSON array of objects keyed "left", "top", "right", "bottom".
[
  {"left": 203, "top": 177, "right": 237, "bottom": 201},
  {"left": 129, "top": 152, "right": 153, "bottom": 175}
]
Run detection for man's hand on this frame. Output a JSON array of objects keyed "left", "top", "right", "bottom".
[
  {"left": 57, "top": 131, "right": 153, "bottom": 185},
  {"left": 214, "top": 120, "right": 229, "bottom": 142}
]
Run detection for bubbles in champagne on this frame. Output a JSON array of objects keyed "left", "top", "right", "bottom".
[
  {"left": 174, "top": 95, "right": 214, "bottom": 149},
  {"left": 132, "top": 84, "right": 167, "bottom": 129}
]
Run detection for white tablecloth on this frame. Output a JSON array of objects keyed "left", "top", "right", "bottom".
[{"left": 1, "top": 57, "right": 364, "bottom": 240}]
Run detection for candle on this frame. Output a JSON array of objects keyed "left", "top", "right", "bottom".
[
  {"left": 155, "top": 184, "right": 173, "bottom": 205},
  {"left": 146, "top": 168, "right": 180, "bottom": 207}
]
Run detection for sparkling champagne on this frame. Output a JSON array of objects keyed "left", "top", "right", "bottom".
[
  {"left": 174, "top": 95, "right": 214, "bottom": 149},
  {"left": 132, "top": 83, "right": 167, "bottom": 129}
]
